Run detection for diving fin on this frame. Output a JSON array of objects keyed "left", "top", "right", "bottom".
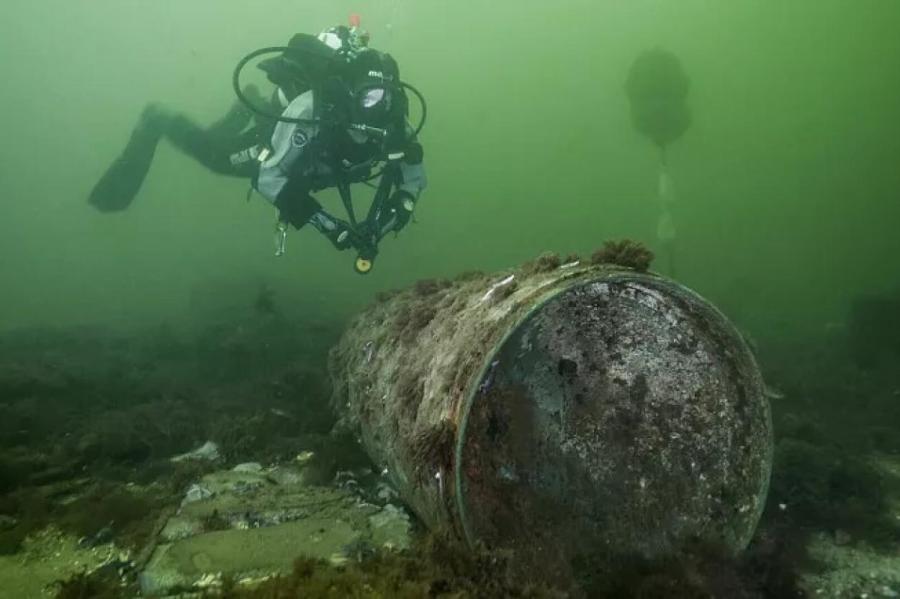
[{"left": 88, "top": 105, "right": 168, "bottom": 212}]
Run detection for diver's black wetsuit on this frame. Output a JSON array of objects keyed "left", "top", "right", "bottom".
[
  {"left": 90, "top": 88, "right": 427, "bottom": 253},
  {"left": 89, "top": 27, "right": 427, "bottom": 270},
  {"left": 161, "top": 99, "right": 266, "bottom": 179},
  {"left": 87, "top": 93, "right": 268, "bottom": 212},
  {"left": 130, "top": 86, "right": 278, "bottom": 182}
]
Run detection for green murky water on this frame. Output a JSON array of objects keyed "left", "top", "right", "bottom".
[
  {"left": 2, "top": 1, "right": 898, "bottom": 331},
  {"left": 1, "top": 2, "right": 898, "bottom": 597}
]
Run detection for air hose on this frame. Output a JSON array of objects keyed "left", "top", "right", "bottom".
[{"left": 232, "top": 46, "right": 427, "bottom": 136}]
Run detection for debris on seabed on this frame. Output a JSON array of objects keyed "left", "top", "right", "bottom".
[
  {"left": 171, "top": 441, "right": 221, "bottom": 463},
  {"left": 480, "top": 274, "right": 516, "bottom": 303},
  {"left": 295, "top": 450, "right": 315, "bottom": 465}
]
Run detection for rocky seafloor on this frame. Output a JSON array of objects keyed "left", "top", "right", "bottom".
[{"left": 0, "top": 285, "right": 898, "bottom": 598}]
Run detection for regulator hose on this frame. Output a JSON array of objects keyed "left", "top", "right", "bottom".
[
  {"left": 232, "top": 46, "right": 318, "bottom": 125},
  {"left": 232, "top": 46, "right": 428, "bottom": 136},
  {"left": 399, "top": 81, "right": 427, "bottom": 137}
]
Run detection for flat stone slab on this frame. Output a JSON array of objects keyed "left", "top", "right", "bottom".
[
  {"left": 140, "top": 518, "right": 360, "bottom": 595},
  {"left": 139, "top": 464, "right": 412, "bottom": 596}
]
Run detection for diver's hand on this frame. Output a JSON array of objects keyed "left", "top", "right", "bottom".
[
  {"left": 378, "top": 190, "right": 416, "bottom": 235},
  {"left": 325, "top": 217, "right": 380, "bottom": 254},
  {"left": 325, "top": 218, "right": 356, "bottom": 251}
]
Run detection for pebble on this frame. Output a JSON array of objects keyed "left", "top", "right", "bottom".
[
  {"left": 183, "top": 484, "right": 214, "bottom": 505},
  {"left": 376, "top": 482, "right": 398, "bottom": 502},
  {"left": 172, "top": 441, "right": 221, "bottom": 463}
]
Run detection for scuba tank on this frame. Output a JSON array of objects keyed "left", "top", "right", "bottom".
[{"left": 232, "top": 15, "right": 428, "bottom": 274}]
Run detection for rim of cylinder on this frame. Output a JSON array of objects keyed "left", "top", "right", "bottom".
[
  {"left": 452, "top": 269, "right": 771, "bottom": 550},
  {"left": 452, "top": 270, "right": 654, "bottom": 547}
]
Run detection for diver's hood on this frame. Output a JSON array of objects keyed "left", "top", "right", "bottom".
[
  {"left": 257, "top": 33, "right": 337, "bottom": 86},
  {"left": 255, "top": 32, "right": 407, "bottom": 138},
  {"left": 257, "top": 26, "right": 370, "bottom": 85}
]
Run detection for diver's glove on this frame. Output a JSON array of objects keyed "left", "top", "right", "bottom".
[
  {"left": 377, "top": 190, "right": 417, "bottom": 235},
  {"left": 307, "top": 211, "right": 355, "bottom": 251}
]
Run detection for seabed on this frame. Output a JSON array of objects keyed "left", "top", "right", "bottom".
[{"left": 0, "top": 289, "right": 898, "bottom": 598}]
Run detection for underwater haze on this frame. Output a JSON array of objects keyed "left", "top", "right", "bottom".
[
  {"left": 1, "top": 0, "right": 898, "bottom": 332},
  {"left": 2, "top": 2, "right": 900, "bottom": 597}
]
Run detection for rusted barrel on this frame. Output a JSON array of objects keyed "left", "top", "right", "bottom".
[{"left": 329, "top": 255, "right": 772, "bottom": 585}]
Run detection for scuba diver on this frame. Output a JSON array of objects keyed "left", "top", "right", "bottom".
[{"left": 88, "top": 17, "right": 427, "bottom": 274}]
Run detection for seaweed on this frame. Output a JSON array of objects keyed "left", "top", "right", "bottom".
[
  {"left": 218, "top": 532, "right": 564, "bottom": 598},
  {"left": 395, "top": 369, "right": 424, "bottom": 417},
  {"left": 201, "top": 509, "right": 230, "bottom": 533},
  {"left": 494, "top": 280, "right": 519, "bottom": 302},
  {"left": 576, "top": 534, "right": 804, "bottom": 599},
  {"left": 300, "top": 432, "right": 372, "bottom": 486},
  {"left": 453, "top": 270, "right": 486, "bottom": 282},
  {"left": 522, "top": 252, "right": 562, "bottom": 275},
  {"left": 0, "top": 263, "right": 894, "bottom": 599},
  {"left": 393, "top": 301, "right": 438, "bottom": 344},
  {"left": 590, "top": 239, "right": 655, "bottom": 272},
  {"left": 54, "top": 569, "right": 123, "bottom": 599},
  {"left": 374, "top": 288, "right": 401, "bottom": 303},
  {"left": 0, "top": 488, "right": 52, "bottom": 554},
  {"left": 411, "top": 420, "right": 456, "bottom": 480},
  {"left": 768, "top": 437, "right": 896, "bottom": 544},
  {"left": 413, "top": 278, "right": 452, "bottom": 296},
  {"left": 57, "top": 485, "right": 167, "bottom": 551}
]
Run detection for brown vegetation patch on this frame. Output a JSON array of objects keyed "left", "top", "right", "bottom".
[
  {"left": 396, "top": 369, "right": 425, "bottom": 419},
  {"left": 374, "top": 289, "right": 401, "bottom": 303},
  {"left": 54, "top": 568, "right": 124, "bottom": 599},
  {"left": 414, "top": 278, "right": 453, "bottom": 296},
  {"left": 494, "top": 281, "right": 519, "bottom": 302},
  {"left": 218, "top": 533, "right": 565, "bottom": 598},
  {"left": 522, "top": 252, "right": 562, "bottom": 275},
  {"left": 393, "top": 302, "right": 438, "bottom": 344},
  {"left": 411, "top": 420, "right": 457, "bottom": 480},
  {"left": 590, "top": 239, "right": 655, "bottom": 272},
  {"left": 453, "top": 270, "right": 486, "bottom": 283}
]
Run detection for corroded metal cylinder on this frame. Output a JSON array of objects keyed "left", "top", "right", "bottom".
[{"left": 329, "top": 259, "right": 772, "bottom": 584}]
